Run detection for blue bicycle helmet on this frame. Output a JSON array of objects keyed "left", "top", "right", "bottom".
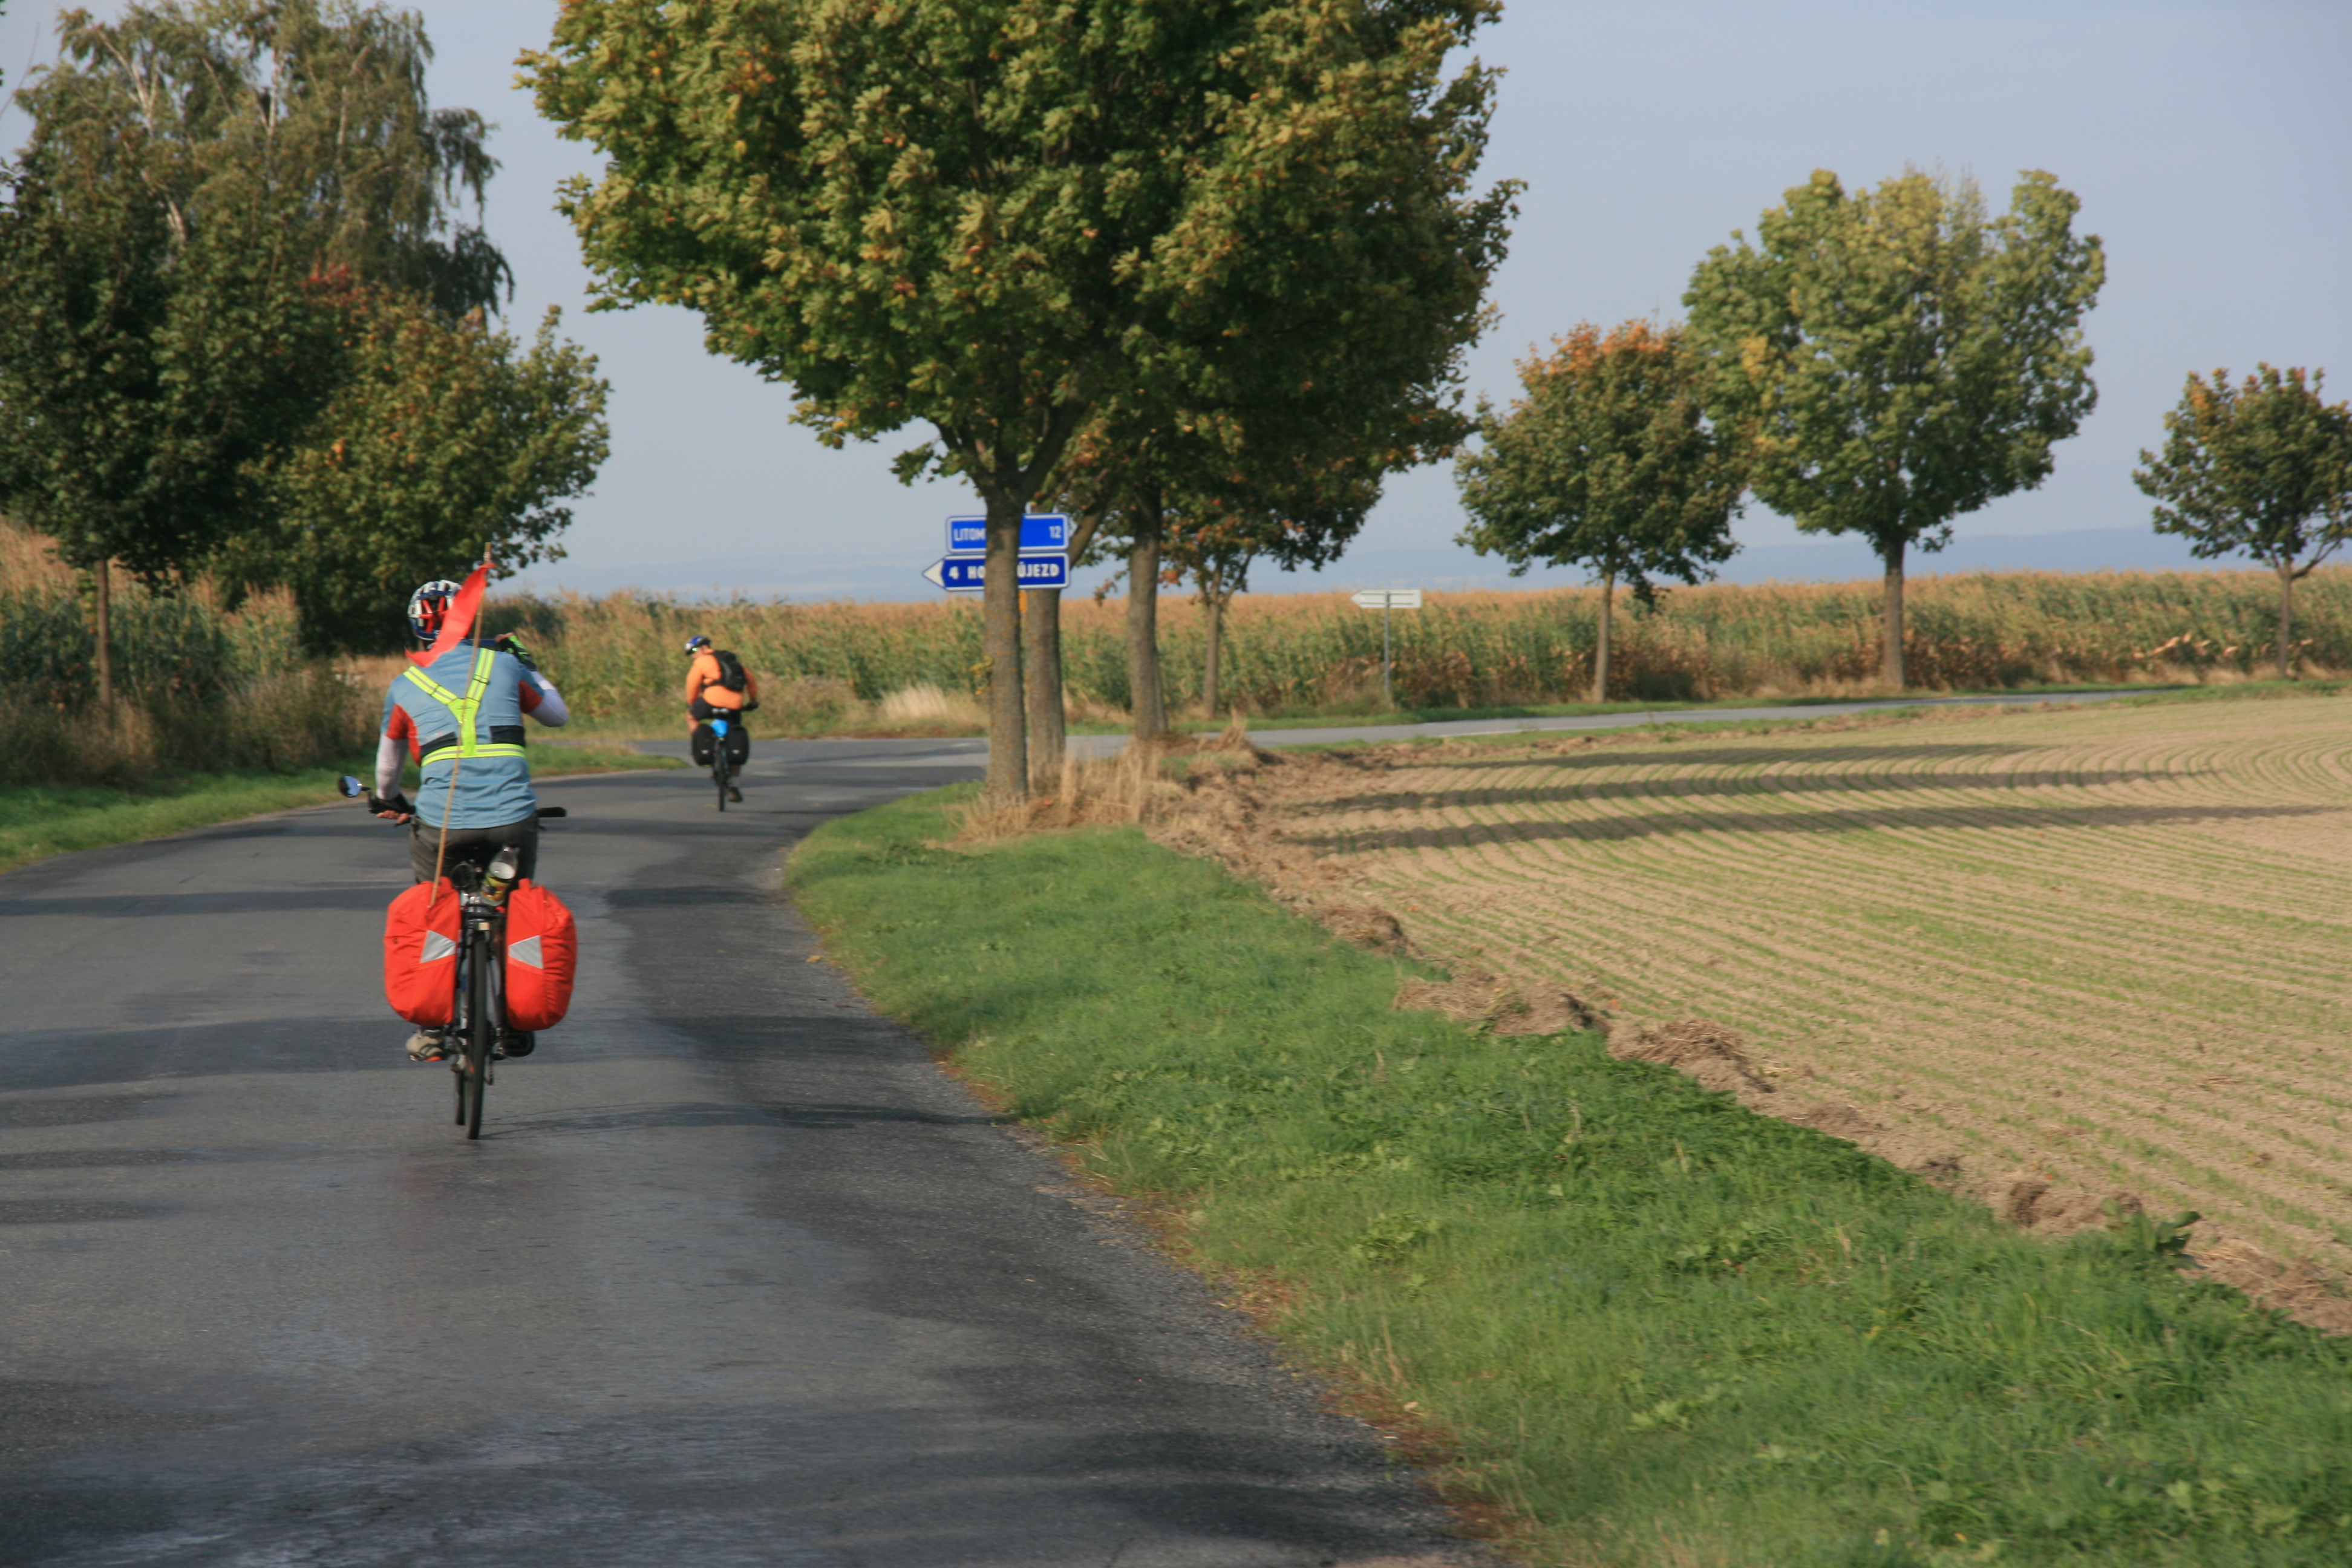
[
  {"left": 407, "top": 580, "right": 463, "bottom": 642},
  {"left": 684, "top": 635, "right": 713, "bottom": 655}
]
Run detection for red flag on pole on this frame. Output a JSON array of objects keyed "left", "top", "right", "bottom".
[{"left": 407, "top": 560, "right": 493, "bottom": 667}]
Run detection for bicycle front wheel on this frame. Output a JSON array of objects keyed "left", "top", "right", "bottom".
[{"left": 462, "top": 926, "right": 494, "bottom": 1139}]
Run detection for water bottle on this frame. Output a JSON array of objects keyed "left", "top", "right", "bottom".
[{"left": 485, "top": 844, "right": 521, "bottom": 903}]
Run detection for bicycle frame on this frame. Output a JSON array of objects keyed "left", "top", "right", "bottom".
[{"left": 445, "top": 866, "right": 507, "bottom": 1140}]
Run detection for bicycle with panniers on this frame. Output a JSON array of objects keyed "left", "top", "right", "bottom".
[
  {"left": 355, "top": 777, "right": 575, "bottom": 1138},
  {"left": 683, "top": 635, "right": 757, "bottom": 808},
  {"left": 362, "top": 572, "right": 580, "bottom": 1135}
]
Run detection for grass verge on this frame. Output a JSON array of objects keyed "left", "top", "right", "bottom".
[
  {"left": 0, "top": 745, "right": 676, "bottom": 878},
  {"left": 792, "top": 789, "right": 2352, "bottom": 1567}
]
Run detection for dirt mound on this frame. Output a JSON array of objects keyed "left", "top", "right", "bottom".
[
  {"left": 1327, "top": 904, "right": 1410, "bottom": 954},
  {"left": 2191, "top": 1240, "right": 2352, "bottom": 1335},
  {"left": 1601, "top": 1020, "right": 1981, "bottom": 1191},
  {"left": 1996, "top": 1177, "right": 2148, "bottom": 1235},
  {"left": 1607, "top": 1019, "right": 1775, "bottom": 1096},
  {"left": 1396, "top": 969, "right": 1599, "bottom": 1035},
  {"left": 1152, "top": 751, "right": 1417, "bottom": 955}
]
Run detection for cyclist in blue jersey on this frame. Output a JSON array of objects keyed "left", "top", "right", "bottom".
[{"left": 372, "top": 579, "right": 571, "bottom": 1061}]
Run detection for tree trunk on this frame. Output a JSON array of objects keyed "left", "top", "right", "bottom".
[
  {"left": 982, "top": 494, "right": 1028, "bottom": 799},
  {"left": 1592, "top": 570, "right": 1613, "bottom": 704},
  {"left": 2277, "top": 561, "right": 2298, "bottom": 680},
  {"left": 94, "top": 561, "right": 114, "bottom": 713},
  {"left": 1880, "top": 540, "right": 1907, "bottom": 690},
  {"left": 1024, "top": 586, "right": 1066, "bottom": 786},
  {"left": 1203, "top": 588, "right": 1224, "bottom": 720},
  {"left": 1126, "top": 491, "right": 1166, "bottom": 739},
  {"left": 1024, "top": 505, "right": 1106, "bottom": 786}
]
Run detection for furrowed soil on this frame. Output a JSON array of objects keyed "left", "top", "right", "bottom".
[{"left": 1171, "top": 693, "right": 2352, "bottom": 1319}]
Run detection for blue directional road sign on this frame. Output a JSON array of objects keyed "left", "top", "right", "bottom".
[
  {"left": 922, "top": 553, "right": 1070, "bottom": 593},
  {"left": 946, "top": 514, "right": 1070, "bottom": 555}
]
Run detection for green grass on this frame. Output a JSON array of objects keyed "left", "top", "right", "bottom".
[
  {"left": 792, "top": 792, "right": 2352, "bottom": 1567},
  {"left": 0, "top": 745, "right": 676, "bottom": 877}
]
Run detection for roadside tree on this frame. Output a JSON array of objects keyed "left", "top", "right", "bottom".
[
  {"left": 0, "top": 0, "right": 528, "bottom": 687},
  {"left": 527, "top": 0, "right": 1510, "bottom": 798},
  {"left": 22, "top": 0, "right": 510, "bottom": 318},
  {"left": 2134, "top": 364, "right": 2352, "bottom": 679},
  {"left": 220, "top": 292, "right": 610, "bottom": 654},
  {"left": 0, "top": 129, "right": 330, "bottom": 705},
  {"left": 1683, "top": 168, "right": 2105, "bottom": 688},
  {"left": 1163, "top": 454, "right": 1382, "bottom": 719},
  {"left": 1042, "top": 382, "right": 1446, "bottom": 758},
  {"left": 1455, "top": 319, "right": 1743, "bottom": 702}
]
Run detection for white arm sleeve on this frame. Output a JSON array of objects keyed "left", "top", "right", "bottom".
[
  {"left": 525, "top": 670, "right": 570, "bottom": 727},
  {"left": 375, "top": 733, "right": 405, "bottom": 799}
]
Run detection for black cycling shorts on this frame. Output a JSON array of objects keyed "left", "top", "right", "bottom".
[{"left": 410, "top": 817, "right": 538, "bottom": 884}]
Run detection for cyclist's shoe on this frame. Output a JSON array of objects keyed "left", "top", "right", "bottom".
[
  {"left": 727, "top": 786, "right": 743, "bottom": 803},
  {"left": 405, "top": 1028, "right": 450, "bottom": 1063},
  {"left": 497, "top": 1030, "right": 535, "bottom": 1059}
]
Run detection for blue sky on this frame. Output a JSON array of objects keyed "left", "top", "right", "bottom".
[{"left": 5, "top": 1, "right": 2348, "bottom": 599}]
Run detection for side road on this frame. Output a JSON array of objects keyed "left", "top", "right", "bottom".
[
  {"left": 609, "top": 685, "right": 2158, "bottom": 767},
  {"left": 0, "top": 760, "right": 1490, "bottom": 1567}
]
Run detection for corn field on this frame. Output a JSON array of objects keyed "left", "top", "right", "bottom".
[
  {"left": 486, "top": 567, "right": 2352, "bottom": 724},
  {"left": 10, "top": 509, "right": 2343, "bottom": 742}
]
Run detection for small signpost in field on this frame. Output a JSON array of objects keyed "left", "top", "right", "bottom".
[{"left": 1350, "top": 589, "right": 1423, "bottom": 706}]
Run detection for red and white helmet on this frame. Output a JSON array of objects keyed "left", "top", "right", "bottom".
[{"left": 407, "top": 580, "right": 463, "bottom": 642}]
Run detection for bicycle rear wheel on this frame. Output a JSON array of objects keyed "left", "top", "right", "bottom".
[
  {"left": 714, "top": 746, "right": 730, "bottom": 811},
  {"left": 450, "top": 959, "right": 468, "bottom": 1126},
  {"left": 462, "top": 926, "right": 493, "bottom": 1139}
]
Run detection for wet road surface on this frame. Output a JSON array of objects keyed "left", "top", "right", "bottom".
[{"left": 0, "top": 750, "right": 1483, "bottom": 1567}]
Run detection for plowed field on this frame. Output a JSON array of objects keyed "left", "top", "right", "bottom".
[{"left": 1255, "top": 694, "right": 2352, "bottom": 1274}]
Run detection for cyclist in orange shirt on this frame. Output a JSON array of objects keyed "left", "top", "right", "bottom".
[{"left": 683, "top": 635, "right": 759, "bottom": 802}]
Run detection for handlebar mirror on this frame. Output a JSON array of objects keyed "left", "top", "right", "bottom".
[{"left": 336, "top": 775, "right": 367, "bottom": 799}]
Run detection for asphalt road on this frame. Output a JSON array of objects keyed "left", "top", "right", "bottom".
[{"left": 0, "top": 747, "right": 1486, "bottom": 1567}]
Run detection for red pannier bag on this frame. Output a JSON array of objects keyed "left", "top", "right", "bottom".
[
  {"left": 384, "top": 879, "right": 462, "bottom": 1026},
  {"left": 503, "top": 880, "right": 577, "bottom": 1031}
]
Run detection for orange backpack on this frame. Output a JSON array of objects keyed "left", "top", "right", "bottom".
[
  {"left": 503, "top": 880, "right": 578, "bottom": 1031},
  {"left": 384, "top": 880, "right": 462, "bottom": 1025}
]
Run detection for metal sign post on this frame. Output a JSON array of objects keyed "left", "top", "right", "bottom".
[{"left": 1350, "top": 589, "right": 1423, "bottom": 707}]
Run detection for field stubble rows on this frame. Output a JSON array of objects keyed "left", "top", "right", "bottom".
[{"left": 1250, "top": 695, "right": 2352, "bottom": 1290}]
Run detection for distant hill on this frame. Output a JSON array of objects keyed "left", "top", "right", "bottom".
[{"left": 504, "top": 526, "right": 2225, "bottom": 605}]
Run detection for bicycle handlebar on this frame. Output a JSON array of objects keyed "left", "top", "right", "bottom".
[{"left": 334, "top": 776, "right": 570, "bottom": 823}]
